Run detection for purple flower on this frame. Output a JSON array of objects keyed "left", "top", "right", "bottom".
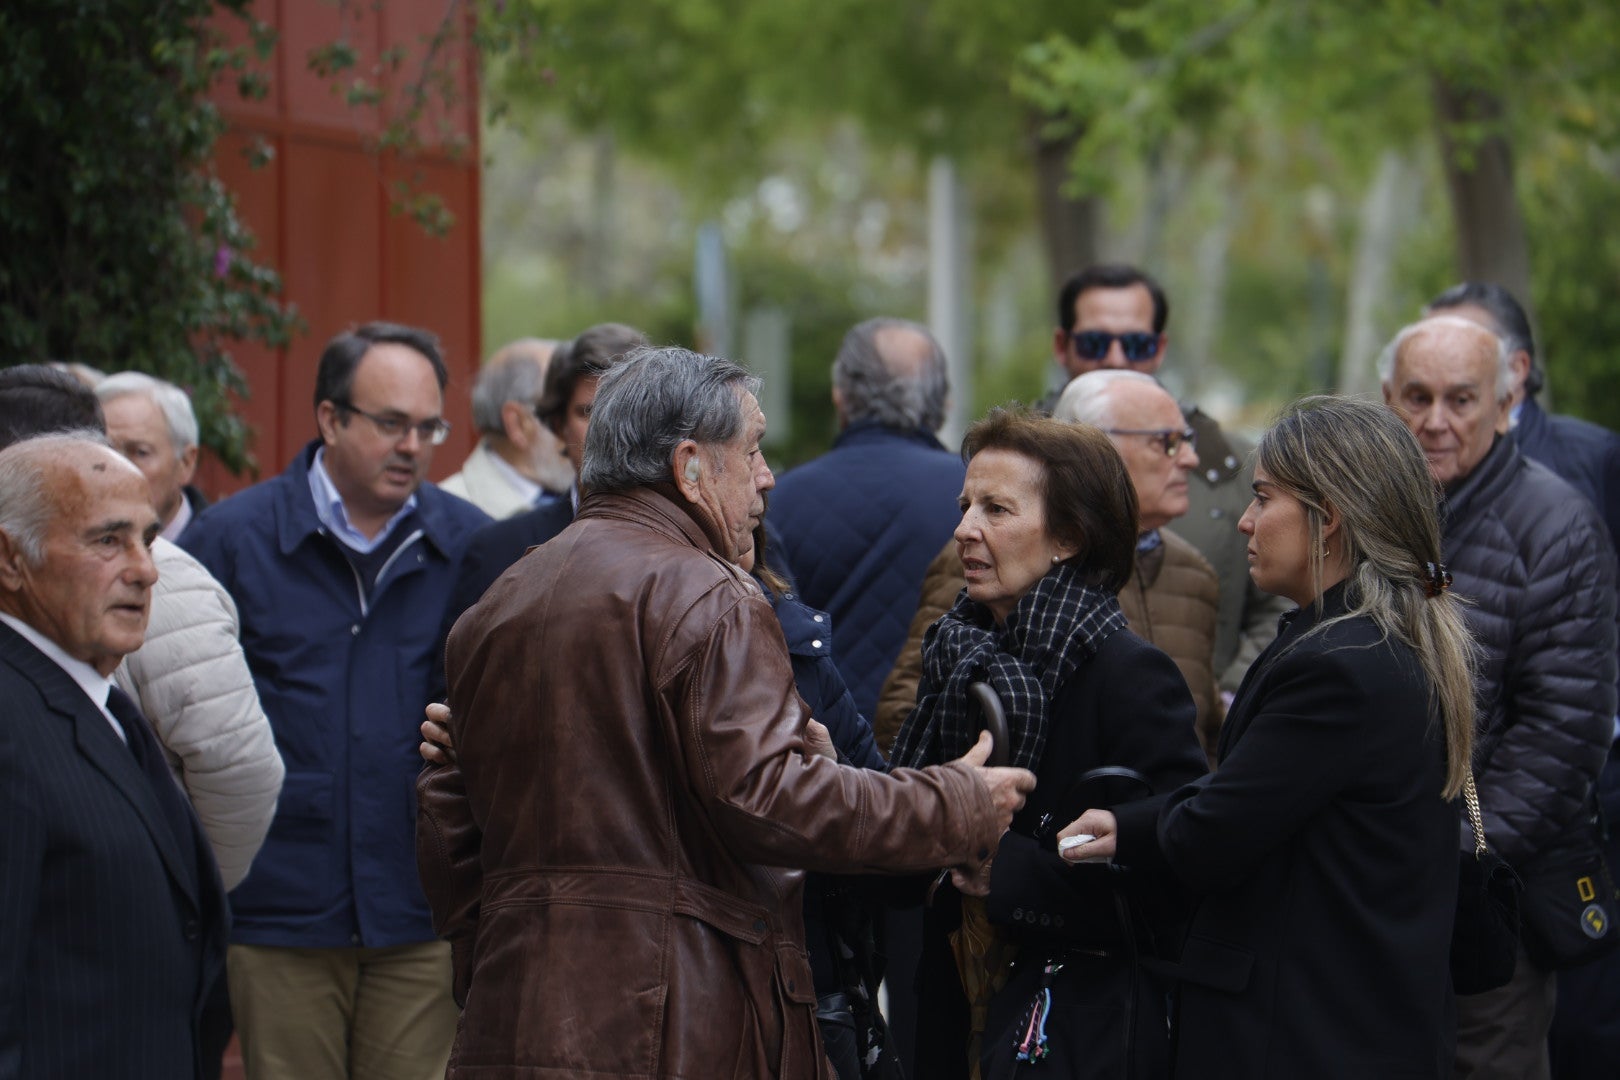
[{"left": 214, "top": 245, "right": 232, "bottom": 278}]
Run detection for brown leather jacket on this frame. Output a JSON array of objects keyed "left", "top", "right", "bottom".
[
  {"left": 875, "top": 528, "right": 1224, "bottom": 764},
  {"left": 417, "top": 487, "right": 1003, "bottom": 1079}
]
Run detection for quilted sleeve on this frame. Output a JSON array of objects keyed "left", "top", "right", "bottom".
[
  {"left": 115, "top": 541, "right": 284, "bottom": 890},
  {"left": 1479, "top": 505, "right": 1618, "bottom": 865}
]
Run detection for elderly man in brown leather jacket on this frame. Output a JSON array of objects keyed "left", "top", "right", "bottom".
[{"left": 417, "top": 346, "right": 1034, "bottom": 1079}]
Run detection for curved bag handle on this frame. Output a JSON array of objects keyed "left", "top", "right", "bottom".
[{"left": 968, "top": 681, "right": 1010, "bottom": 767}]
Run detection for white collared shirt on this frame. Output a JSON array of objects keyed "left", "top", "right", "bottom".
[
  {"left": 307, "top": 448, "right": 419, "bottom": 554},
  {"left": 161, "top": 492, "right": 194, "bottom": 543},
  {"left": 0, "top": 613, "right": 124, "bottom": 742},
  {"left": 483, "top": 443, "right": 543, "bottom": 506}
]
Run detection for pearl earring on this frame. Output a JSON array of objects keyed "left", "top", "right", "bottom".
[{"left": 1051, "top": 555, "right": 1062, "bottom": 565}]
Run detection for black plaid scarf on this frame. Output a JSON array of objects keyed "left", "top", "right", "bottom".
[{"left": 890, "top": 562, "right": 1127, "bottom": 771}]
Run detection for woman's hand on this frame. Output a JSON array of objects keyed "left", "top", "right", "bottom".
[
  {"left": 1057, "top": 809, "right": 1118, "bottom": 862},
  {"left": 420, "top": 702, "right": 456, "bottom": 766}
]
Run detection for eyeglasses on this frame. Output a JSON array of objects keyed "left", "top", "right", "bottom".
[
  {"left": 1105, "top": 426, "right": 1197, "bottom": 457},
  {"left": 1070, "top": 331, "right": 1162, "bottom": 363},
  {"left": 332, "top": 401, "right": 451, "bottom": 446}
]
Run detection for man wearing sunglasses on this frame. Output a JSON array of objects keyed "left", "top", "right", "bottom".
[
  {"left": 183, "top": 322, "right": 491, "bottom": 1080},
  {"left": 1046, "top": 264, "right": 1287, "bottom": 701}
]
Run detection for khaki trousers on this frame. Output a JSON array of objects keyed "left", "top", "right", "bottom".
[
  {"left": 229, "top": 940, "right": 458, "bottom": 1080},
  {"left": 1455, "top": 943, "right": 1556, "bottom": 1080}
]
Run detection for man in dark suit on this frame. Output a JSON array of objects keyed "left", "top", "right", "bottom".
[{"left": 0, "top": 432, "right": 228, "bottom": 1078}]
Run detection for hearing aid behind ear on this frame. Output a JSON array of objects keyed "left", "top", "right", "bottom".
[{"left": 685, "top": 459, "right": 701, "bottom": 483}]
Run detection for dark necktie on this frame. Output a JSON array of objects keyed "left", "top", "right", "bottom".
[{"left": 106, "top": 685, "right": 200, "bottom": 891}]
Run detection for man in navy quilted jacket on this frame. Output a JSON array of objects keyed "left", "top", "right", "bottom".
[
  {"left": 771, "top": 317, "right": 964, "bottom": 724},
  {"left": 1423, "top": 283, "right": 1620, "bottom": 1078},
  {"left": 1381, "top": 314, "right": 1618, "bottom": 1080}
]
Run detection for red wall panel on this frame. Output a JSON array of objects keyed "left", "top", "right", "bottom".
[{"left": 202, "top": 0, "right": 480, "bottom": 497}]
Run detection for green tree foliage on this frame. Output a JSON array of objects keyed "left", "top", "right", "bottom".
[{"left": 0, "top": 0, "right": 298, "bottom": 471}]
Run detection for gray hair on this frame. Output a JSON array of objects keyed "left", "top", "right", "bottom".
[
  {"left": 833, "top": 318, "right": 949, "bottom": 432},
  {"left": 1376, "top": 315, "right": 1514, "bottom": 401},
  {"left": 1051, "top": 369, "right": 1161, "bottom": 428},
  {"left": 580, "top": 346, "right": 761, "bottom": 494},
  {"left": 95, "top": 372, "right": 199, "bottom": 457},
  {"left": 469, "top": 345, "right": 549, "bottom": 435},
  {"left": 0, "top": 431, "right": 115, "bottom": 566}
]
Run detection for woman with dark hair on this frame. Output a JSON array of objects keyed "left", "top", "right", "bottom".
[
  {"left": 1061, "top": 396, "right": 1476, "bottom": 1078},
  {"left": 892, "top": 408, "right": 1207, "bottom": 1079}
]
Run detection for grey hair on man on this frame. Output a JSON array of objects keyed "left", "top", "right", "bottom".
[
  {"left": 0, "top": 430, "right": 116, "bottom": 565},
  {"left": 468, "top": 342, "right": 553, "bottom": 436},
  {"left": 1376, "top": 315, "right": 1514, "bottom": 400},
  {"left": 1052, "top": 369, "right": 1161, "bottom": 429},
  {"left": 833, "top": 317, "right": 949, "bottom": 433},
  {"left": 580, "top": 346, "right": 761, "bottom": 494},
  {"left": 95, "top": 372, "right": 200, "bottom": 458}
]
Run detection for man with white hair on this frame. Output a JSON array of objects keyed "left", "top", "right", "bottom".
[
  {"left": 0, "top": 433, "right": 228, "bottom": 1079},
  {"left": 1381, "top": 315, "right": 1618, "bottom": 1080},
  {"left": 876, "top": 371, "right": 1222, "bottom": 760},
  {"left": 98, "top": 370, "right": 206, "bottom": 543},
  {"left": 439, "top": 338, "right": 574, "bottom": 517}
]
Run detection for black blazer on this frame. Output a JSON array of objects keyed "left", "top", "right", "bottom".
[
  {"left": 1116, "top": 584, "right": 1458, "bottom": 1079},
  {"left": 0, "top": 623, "right": 227, "bottom": 1079}
]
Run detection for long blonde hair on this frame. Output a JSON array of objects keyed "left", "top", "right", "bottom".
[{"left": 1256, "top": 396, "right": 1477, "bottom": 798}]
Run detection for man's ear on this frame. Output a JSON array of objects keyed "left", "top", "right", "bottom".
[
  {"left": 0, "top": 530, "right": 29, "bottom": 592},
  {"left": 831, "top": 386, "right": 848, "bottom": 428},
  {"left": 315, "top": 401, "right": 342, "bottom": 446},
  {"left": 1051, "top": 327, "right": 1070, "bottom": 365},
  {"left": 178, "top": 443, "right": 200, "bottom": 486},
  {"left": 500, "top": 399, "right": 533, "bottom": 447},
  {"left": 1510, "top": 350, "right": 1532, "bottom": 397},
  {"left": 672, "top": 440, "right": 703, "bottom": 501}
]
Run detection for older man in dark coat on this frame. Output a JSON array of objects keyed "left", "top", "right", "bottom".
[
  {"left": 1382, "top": 315, "right": 1619, "bottom": 1080},
  {"left": 0, "top": 434, "right": 228, "bottom": 1079}
]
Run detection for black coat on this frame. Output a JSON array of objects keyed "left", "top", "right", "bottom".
[
  {"left": 0, "top": 623, "right": 228, "bottom": 1079},
  {"left": 1440, "top": 434, "right": 1617, "bottom": 865},
  {"left": 916, "top": 628, "right": 1207, "bottom": 1080},
  {"left": 1116, "top": 584, "right": 1458, "bottom": 1079}
]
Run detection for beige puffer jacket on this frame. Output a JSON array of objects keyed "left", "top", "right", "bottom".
[{"left": 115, "top": 537, "right": 284, "bottom": 890}]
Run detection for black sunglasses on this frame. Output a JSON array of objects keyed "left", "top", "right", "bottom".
[{"left": 1070, "top": 330, "right": 1161, "bottom": 363}]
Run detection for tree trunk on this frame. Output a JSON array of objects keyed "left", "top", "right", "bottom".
[
  {"left": 1028, "top": 115, "right": 1103, "bottom": 297},
  {"left": 1339, "top": 149, "right": 1422, "bottom": 396},
  {"left": 1431, "top": 78, "right": 1532, "bottom": 310}
]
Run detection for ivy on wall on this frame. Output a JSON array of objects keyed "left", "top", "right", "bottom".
[{"left": 0, "top": 0, "right": 298, "bottom": 473}]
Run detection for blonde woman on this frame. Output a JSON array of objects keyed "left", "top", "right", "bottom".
[{"left": 1062, "top": 396, "right": 1476, "bottom": 1079}]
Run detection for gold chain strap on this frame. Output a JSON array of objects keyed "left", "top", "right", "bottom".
[{"left": 1464, "top": 771, "right": 1488, "bottom": 858}]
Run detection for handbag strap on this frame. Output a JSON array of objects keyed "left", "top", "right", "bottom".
[{"left": 1464, "top": 771, "right": 1489, "bottom": 858}]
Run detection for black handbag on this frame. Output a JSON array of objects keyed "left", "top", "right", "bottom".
[
  {"left": 1517, "top": 800, "right": 1620, "bottom": 970},
  {"left": 1452, "top": 772, "right": 1524, "bottom": 996}
]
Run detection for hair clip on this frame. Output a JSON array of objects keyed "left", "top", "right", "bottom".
[{"left": 1421, "top": 561, "right": 1452, "bottom": 598}]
